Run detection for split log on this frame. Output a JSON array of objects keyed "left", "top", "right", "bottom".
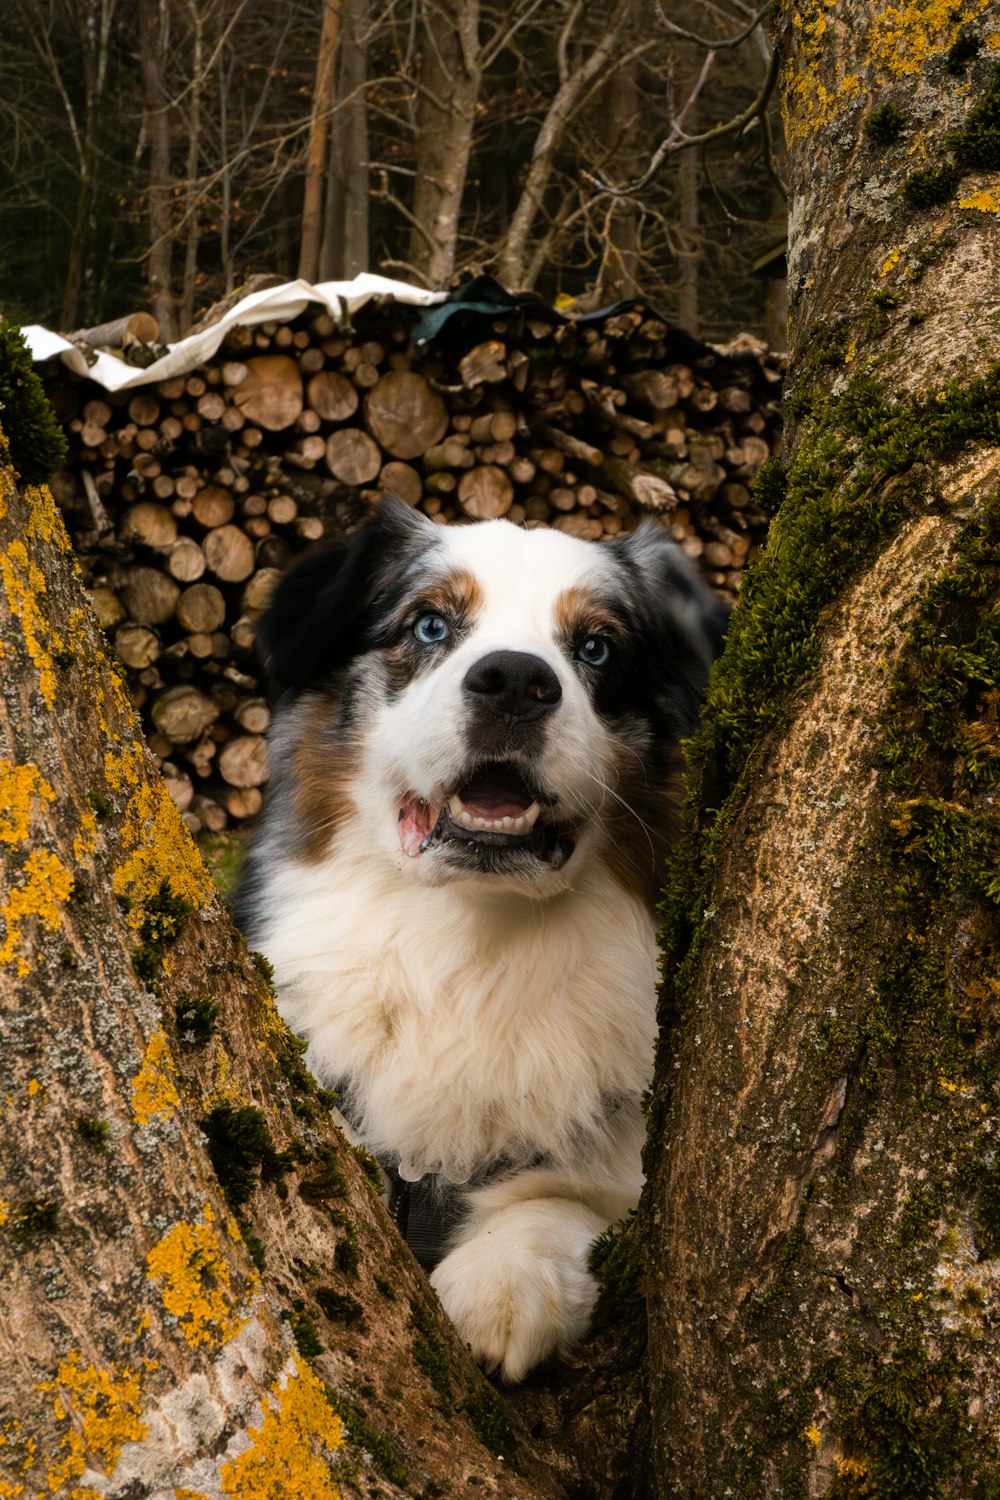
[
  {"left": 175, "top": 582, "right": 226, "bottom": 635},
  {"left": 325, "top": 427, "right": 382, "bottom": 484},
  {"left": 233, "top": 354, "right": 303, "bottom": 429},
  {"left": 150, "top": 683, "right": 219, "bottom": 743},
  {"left": 458, "top": 465, "right": 514, "bottom": 519},
  {"left": 118, "top": 567, "right": 181, "bottom": 625},
  {"left": 365, "top": 370, "right": 448, "bottom": 459},
  {"left": 307, "top": 369, "right": 359, "bottom": 421},
  {"left": 67, "top": 311, "right": 160, "bottom": 349},
  {"left": 120, "top": 501, "right": 177, "bottom": 549},
  {"left": 203, "top": 523, "right": 255, "bottom": 582},
  {"left": 218, "top": 732, "right": 269, "bottom": 787}
]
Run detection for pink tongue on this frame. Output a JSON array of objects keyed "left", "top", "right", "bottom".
[{"left": 399, "top": 797, "right": 435, "bottom": 857}]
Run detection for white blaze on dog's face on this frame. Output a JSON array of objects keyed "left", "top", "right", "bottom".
[{"left": 255, "top": 500, "right": 726, "bottom": 905}]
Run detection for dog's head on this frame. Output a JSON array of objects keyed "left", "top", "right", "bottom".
[{"left": 258, "top": 500, "right": 727, "bottom": 903}]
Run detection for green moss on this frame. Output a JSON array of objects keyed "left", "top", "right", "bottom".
[
  {"left": 323, "top": 1388, "right": 409, "bottom": 1487},
  {"left": 950, "top": 62, "right": 1000, "bottom": 170},
  {"left": 251, "top": 948, "right": 276, "bottom": 992},
  {"left": 315, "top": 1286, "right": 365, "bottom": 1327},
  {"left": 76, "top": 1115, "right": 109, "bottom": 1151},
  {"left": 865, "top": 101, "right": 906, "bottom": 145},
  {"left": 132, "top": 880, "right": 194, "bottom": 985},
  {"left": 588, "top": 1210, "right": 645, "bottom": 1362},
  {"left": 334, "top": 1218, "right": 360, "bottom": 1276},
  {"left": 458, "top": 1388, "right": 519, "bottom": 1465},
  {"left": 174, "top": 995, "right": 219, "bottom": 1046},
  {"left": 829, "top": 1341, "right": 974, "bottom": 1499},
  {"left": 972, "top": 1163, "right": 1000, "bottom": 1257},
  {"left": 751, "top": 455, "right": 787, "bottom": 518},
  {"left": 299, "top": 1144, "right": 348, "bottom": 1204},
  {"left": 199, "top": 1104, "right": 292, "bottom": 1206},
  {"left": 902, "top": 165, "right": 959, "bottom": 209},
  {"left": 87, "top": 791, "right": 112, "bottom": 820},
  {"left": 236, "top": 1217, "right": 267, "bottom": 1272},
  {"left": 870, "top": 287, "right": 903, "bottom": 310},
  {"left": 282, "top": 1306, "right": 323, "bottom": 1362},
  {"left": 350, "top": 1142, "right": 384, "bottom": 1188},
  {"left": 945, "top": 29, "right": 980, "bottom": 73},
  {"left": 899, "top": 1183, "right": 945, "bottom": 1246},
  {"left": 0, "top": 320, "right": 68, "bottom": 482},
  {"left": 373, "top": 1274, "right": 397, "bottom": 1301},
  {"left": 9, "top": 1197, "right": 59, "bottom": 1240},
  {"left": 410, "top": 1297, "right": 453, "bottom": 1408}
]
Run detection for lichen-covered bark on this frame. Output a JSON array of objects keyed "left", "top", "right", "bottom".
[
  {"left": 0, "top": 437, "right": 561, "bottom": 1498},
  {"left": 637, "top": 7, "right": 1000, "bottom": 1496}
]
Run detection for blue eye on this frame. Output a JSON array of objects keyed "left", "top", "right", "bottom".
[
  {"left": 413, "top": 612, "right": 451, "bottom": 645},
  {"left": 576, "top": 635, "right": 612, "bottom": 667}
]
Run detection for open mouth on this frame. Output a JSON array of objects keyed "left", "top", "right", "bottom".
[{"left": 398, "top": 761, "right": 577, "bottom": 870}]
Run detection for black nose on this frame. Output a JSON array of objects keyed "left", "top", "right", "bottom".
[{"left": 463, "top": 650, "right": 562, "bottom": 721}]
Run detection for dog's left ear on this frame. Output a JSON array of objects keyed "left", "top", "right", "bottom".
[
  {"left": 257, "top": 497, "right": 437, "bottom": 692},
  {"left": 610, "top": 520, "right": 730, "bottom": 688}
]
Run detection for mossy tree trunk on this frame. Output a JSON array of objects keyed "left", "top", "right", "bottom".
[
  {"left": 0, "top": 434, "right": 561, "bottom": 1497},
  {"left": 630, "top": 6, "right": 1000, "bottom": 1496}
]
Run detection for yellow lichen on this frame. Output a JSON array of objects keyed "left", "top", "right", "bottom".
[
  {"left": 22, "top": 481, "right": 72, "bottom": 552},
  {"left": 146, "top": 1216, "right": 245, "bottom": 1348},
  {"left": 803, "top": 1425, "right": 822, "bottom": 1447},
  {"left": 0, "top": 848, "right": 73, "bottom": 976},
  {"left": 203, "top": 1045, "right": 246, "bottom": 1110},
  {"left": 0, "top": 1201, "right": 9, "bottom": 1228},
  {"left": 880, "top": 247, "right": 903, "bottom": 279},
  {"left": 219, "top": 1356, "right": 342, "bottom": 1499},
  {"left": 785, "top": 0, "right": 992, "bottom": 139},
  {"left": 38, "top": 1352, "right": 147, "bottom": 1491},
  {"left": 106, "top": 746, "right": 213, "bottom": 926},
  {"left": 26, "top": 1078, "right": 45, "bottom": 1100},
  {"left": 0, "top": 540, "right": 57, "bottom": 709},
  {"left": 958, "top": 187, "right": 1000, "bottom": 211},
  {"left": 72, "top": 808, "right": 99, "bottom": 863},
  {"left": 174, "top": 1491, "right": 213, "bottom": 1500},
  {"left": 131, "top": 1027, "right": 181, "bottom": 1127},
  {"left": 0, "top": 762, "right": 55, "bottom": 845}
]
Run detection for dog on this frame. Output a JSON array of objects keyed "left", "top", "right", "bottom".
[{"left": 238, "top": 498, "right": 726, "bottom": 1381}]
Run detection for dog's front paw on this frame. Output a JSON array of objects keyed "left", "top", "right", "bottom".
[{"left": 429, "top": 1198, "right": 603, "bottom": 1382}]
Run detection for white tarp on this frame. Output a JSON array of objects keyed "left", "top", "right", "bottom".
[{"left": 21, "top": 274, "right": 446, "bottom": 393}]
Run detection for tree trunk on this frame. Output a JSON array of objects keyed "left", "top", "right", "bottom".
[
  {"left": 138, "top": 0, "right": 178, "bottom": 341},
  {"left": 299, "top": 0, "right": 343, "bottom": 283},
  {"left": 674, "top": 134, "right": 699, "bottom": 335},
  {"left": 635, "top": 8, "right": 1000, "bottom": 1494},
  {"left": 0, "top": 426, "right": 561, "bottom": 1495},
  {"left": 320, "top": 0, "right": 370, "bottom": 280},
  {"left": 496, "top": 0, "right": 629, "bottom": 291},
  {"left": 407, "top": 0, "right": 481, "bottom": 289}
]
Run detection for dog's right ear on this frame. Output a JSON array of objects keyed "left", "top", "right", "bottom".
[{"left": 257, "top": 497, "right": 437, "bottom": 692}]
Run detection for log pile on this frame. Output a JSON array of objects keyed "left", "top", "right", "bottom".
[{"left": 40, "top": 295, "right": 783, "bottom": 833}]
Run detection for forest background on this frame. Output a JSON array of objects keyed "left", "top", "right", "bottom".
[{"left": 0, "top": 0, "right": 787, "bottom": 346}]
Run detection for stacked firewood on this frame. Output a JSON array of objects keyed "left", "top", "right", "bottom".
[{"left": 41, "top": 297, "right": 783, "bottom": 834}]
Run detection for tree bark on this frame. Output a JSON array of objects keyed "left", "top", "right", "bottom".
[
  {"left": 138, "top": 0, "right": 178, "bottom": 341},
  {"left": 496, "top": 0, "right": 630, "bottom": 291},
  {"left": 299, "top": 0, "right": 343, "bottom": 284},
  {"left": 320, "top": 0, "right": 370, "bottom": 280},
  {"left": 635, "top": 6, "right": 1000, "bottom": 1494},
  {"left": 0, "top": 433, "right": 561, "bottom": 1495},
  {"left": 408, "top": 0, "right": 481, "bottom": 289}
]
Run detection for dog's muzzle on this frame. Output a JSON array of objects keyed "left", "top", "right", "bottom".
[{"left": 398, "top": 760, "right": 577, "bottom": 871}]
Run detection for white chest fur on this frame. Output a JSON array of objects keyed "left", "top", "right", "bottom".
[{"left": 256, "top": 828, "right": 658, "bottom": 1186}]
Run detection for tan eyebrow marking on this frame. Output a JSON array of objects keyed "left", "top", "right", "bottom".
[
  {"left": 553, "top": 585, "right": 625, "bottom": 647},
  {"left": 412, "top": 568, "right": 484, "bottom": 623}
]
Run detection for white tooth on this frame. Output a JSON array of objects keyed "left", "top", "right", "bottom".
[
  {"left": 448, "top": 793, "right": 465, "bottom": 819},
  {"left": 522, "top": 801, "right": 541, "bottom": 829},
  {"left": 457, "top": 809, "right": 475, "bottom": 829},
  {"left": 511, "top": 815, "right": 527, "bottom": 833},
  {"left": 472, "top": 816, "right": 486, "bottom": 829},
  {"left": 501, "top": 816, "right": 513, "bottom": 831}
]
